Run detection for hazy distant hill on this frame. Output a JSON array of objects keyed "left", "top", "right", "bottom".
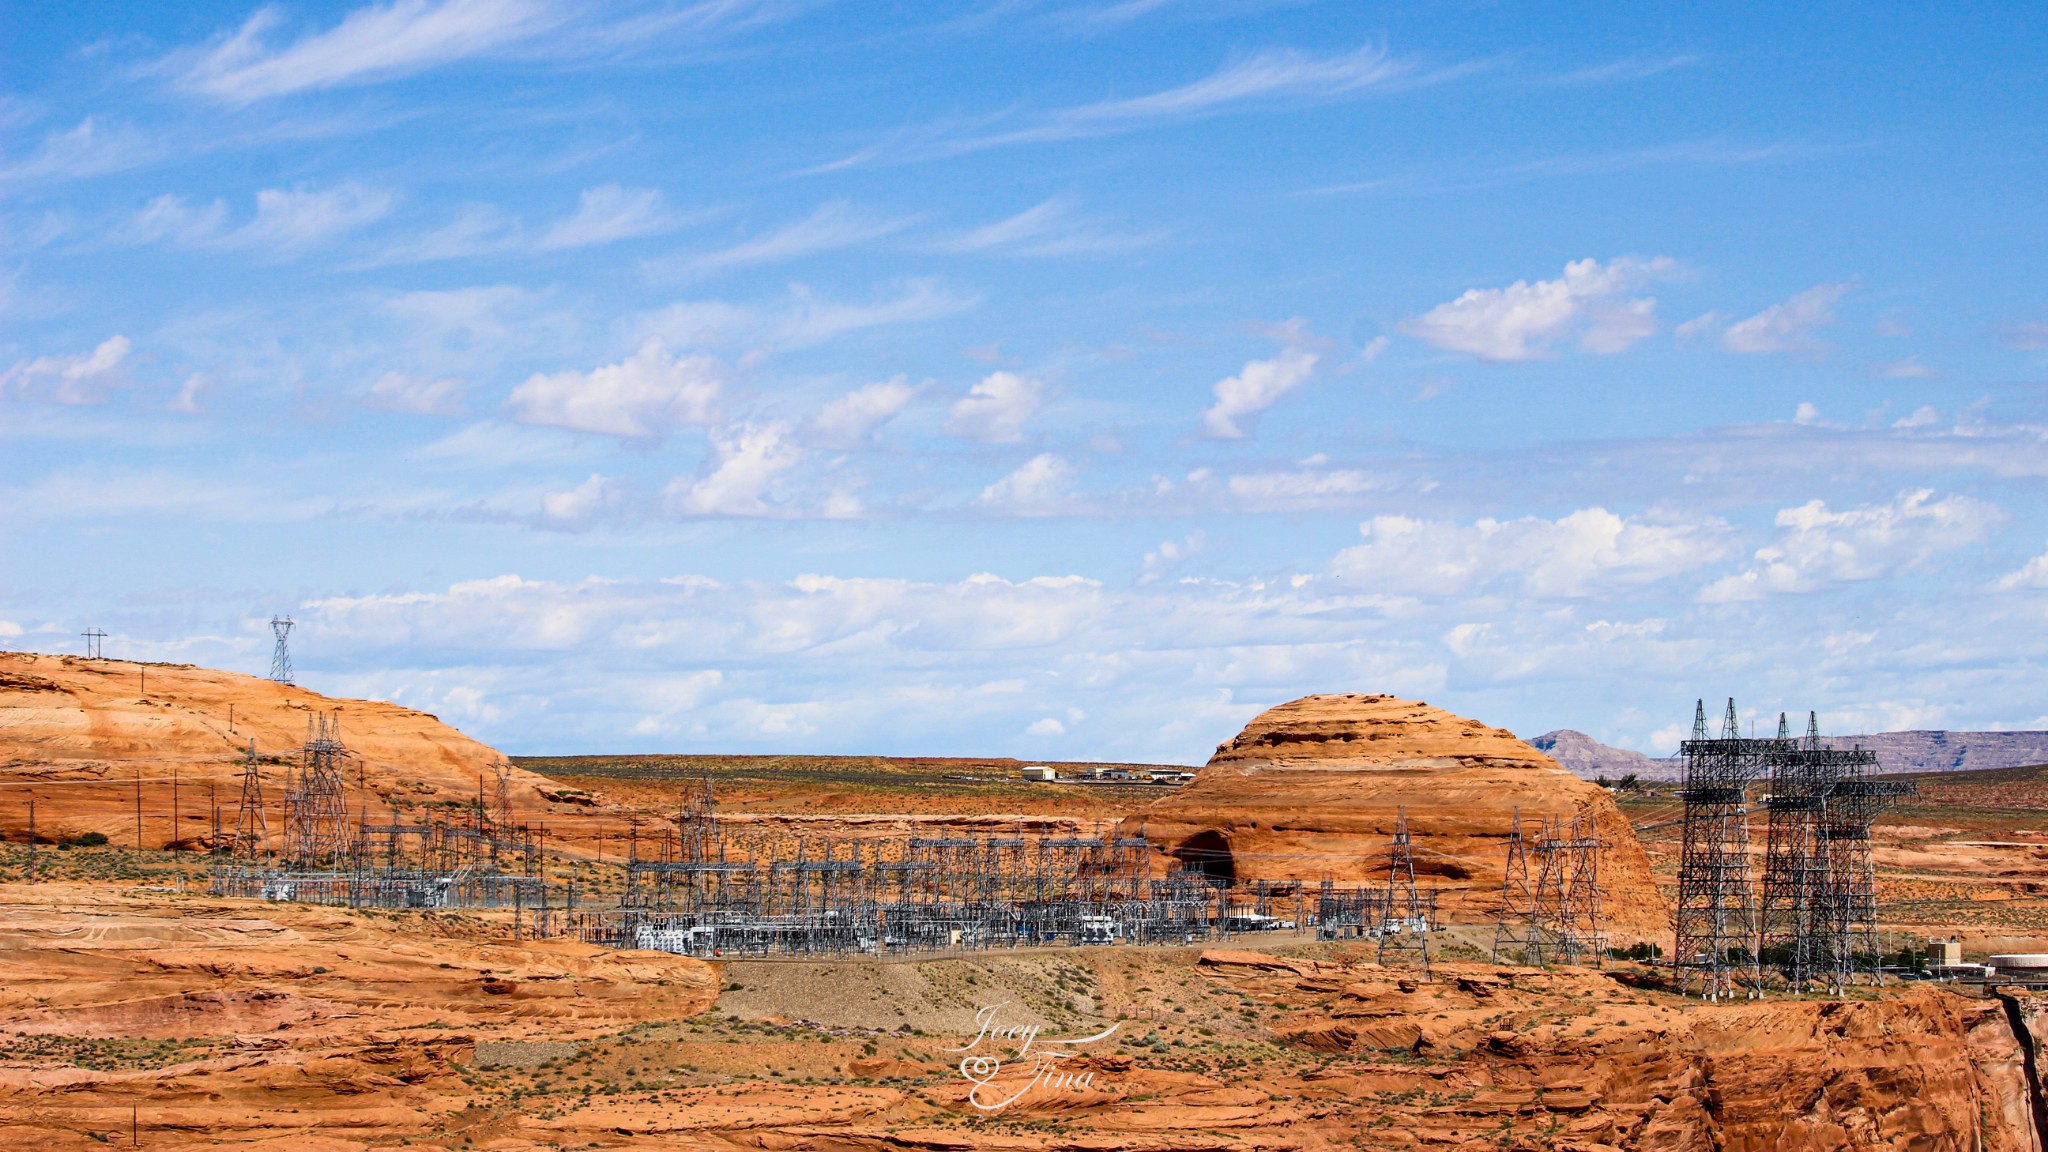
[
  {"left": 1529, "top": 727, "right": 2048, "bottom": 780},
  {"left": 1528, "top": 730, "right": 1680, "bottom": 781},
  {"left": 1824, "top": 730, "right": 2048, "bottom": 775}
]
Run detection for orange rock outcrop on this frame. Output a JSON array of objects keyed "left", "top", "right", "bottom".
[
  {"left": 1128, "top": 693, "right": 1670, "bottom": 941},
  {"left": 0, "top": 650, "right": 549, "bottom": 847}
]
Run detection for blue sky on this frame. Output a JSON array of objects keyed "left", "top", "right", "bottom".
[{"left": 5, "top": 1, "right": 2047, "bottom": 761}]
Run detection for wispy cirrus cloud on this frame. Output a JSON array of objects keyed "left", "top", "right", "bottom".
[
  {"left": 1679, "top": 282, "right": 1853, "bottom": 356},
  {"left": 367, "top": 202, "right": 523, "bottom": 264},
  {"left": 636, "top": 279, "right": 977, "bottom": 351},
  {"left": 364, "top": 185, "right": 702, "bottom": 267},
  {"left": 538, "top": 185, "right": 690, "bottom": 249},
  {"left": 0, "top": 117, "right": 165, "bottom": 183},
  {"left": 1543, "top": 54, "right": 1702, "bottom": 86},
  {"left": 172, "top": 0, "right": 566, "bottom": 104},
  {"left": 113, "top": 183, "right": 394, "bottom": 254},
  {"left": 817, "top": 44, "right": 1465, "bottom": 167},
  {"left": 164, "top": 0, "right": 804, "bottom": 104},
  {"left": 684, "top": 201, "right": 910, "bottom": 272},
  {"left": 939, "top": 198, "right": 1165, "bottom": 257},
  {"left": 228, "top": 183, "right": 396, "bottom": 251}
]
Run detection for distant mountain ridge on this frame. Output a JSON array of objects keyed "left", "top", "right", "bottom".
[{"left": 1528, "top": 728, "right": 2048, "bottom": 781}]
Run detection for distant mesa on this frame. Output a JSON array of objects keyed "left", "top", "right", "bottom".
[
  {"left": 1530, "top": 726, "right": 2048, "bottom": 781},
  {"left": 1128, "top": 693, "right": 1670, "bottom": 942}
]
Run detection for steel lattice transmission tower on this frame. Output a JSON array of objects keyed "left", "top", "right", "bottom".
[
  {"left": 492, "top": 762, "right": 517, "bottom": 833},
  {"left": 1492, "top": 807, "right": 1606, "bottom": 967},
  {"left": 1674, "top": 699, "right": 1777, "bottom": 1000},
  {"left": 282, "top": 712, "right": 354, "bottom": 866},
  {"left": 1757, "top": 711, "right": 1916, "bottom": 991},
  {"left": 233, "top": 741, "right": 269, "bottom": 859},
  {"left": 1556, "top": 812, "right": 1607, "bottom": 962},
  {"left": 269, "top": 616, "right": 294, "bottom": 684},
  {"left": 1376, "top": 806, "right": 1434, "bottom": 976},
  {"left": 1492, "top": 807, "right": 1540, "bottom": 964}
]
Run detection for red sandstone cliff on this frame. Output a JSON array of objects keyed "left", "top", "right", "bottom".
[{"left": 0, "top": 651, "right": 547, "bottom": 847}]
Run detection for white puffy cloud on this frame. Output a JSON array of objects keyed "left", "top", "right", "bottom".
[
  {"left": 1401, "top": 257, "right": 1673, "bottom": 362},
  {"left": 809, "top": 376, "right": 916, "bottom": 447},
  {"left": 1331, "top": 506, "right": 1731, "bottom": 598},
  {"left": 1140, "top": 531, "right": 1206, "bottom": 583},
  {"left": 1997, "top": 545, "right": 2048, "bottom": 591},
  {"left": 539, "top": 473, "right": 621, "bottom": 529},
  {"left": 1199, "top": 343, "right": 1318, "bottom": 439},
  {"left": 507, "top": 339, "right": 722, "bottom": 437},
  {"left": 945, "top": 371, "right": 1043, "bottom": 442},
  {"left": 291, "top": 566, "right": 1441, "bottom": 759},
  {"left": 2, "top": 336, "right": 131, "bottom": 404},
  {"left": 1026, "top": 717, "right": 1066, "bottom": 736},
  {"left": 365, "top": 370, "right": 466, "bottom": 415},
  {"left": 1892, "top": 405, "right": 1941, "bottom": 429},
  {"left": 978, "top": 453, "right": 1073, "bottom": 512},
  {"left": 665, "top": 422, "right": 800, "bottom": 517},
  {"left": 1701, "top": 489, "right": 2001, "bottom": 601},
  {"left": 1717, "top": 283, "right": 1851, "bottom": 355}
]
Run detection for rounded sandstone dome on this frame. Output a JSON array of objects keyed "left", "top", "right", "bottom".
[
  {"left": 1129, "top": 692, "right": 1671, "bottom": 942},
  {"left": 1209, "top": 693, "right": 1556, "bottom": 771}
]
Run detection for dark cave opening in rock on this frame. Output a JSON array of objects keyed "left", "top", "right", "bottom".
[{"left": 1174, "top": 831, "right": 1235, "bottom": 888}]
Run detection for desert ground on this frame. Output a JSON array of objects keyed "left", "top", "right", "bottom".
[{"left": 3, "top": 655, "right": 2047, "bottom": 1149}]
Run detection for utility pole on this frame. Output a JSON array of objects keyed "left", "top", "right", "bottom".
[{"left": 82, "top": 628, "right": 106, "bottom": 660}]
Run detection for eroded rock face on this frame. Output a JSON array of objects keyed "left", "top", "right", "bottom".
[
  {"left": 1195, "top": 949, "right": 2047, "bottom": 1152},
  {"left": 1128, "top": 693, "right": 1670, "bottom": 941},
  {"left": 0, "top": 650, "right": 547, "bottom": 846}
]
